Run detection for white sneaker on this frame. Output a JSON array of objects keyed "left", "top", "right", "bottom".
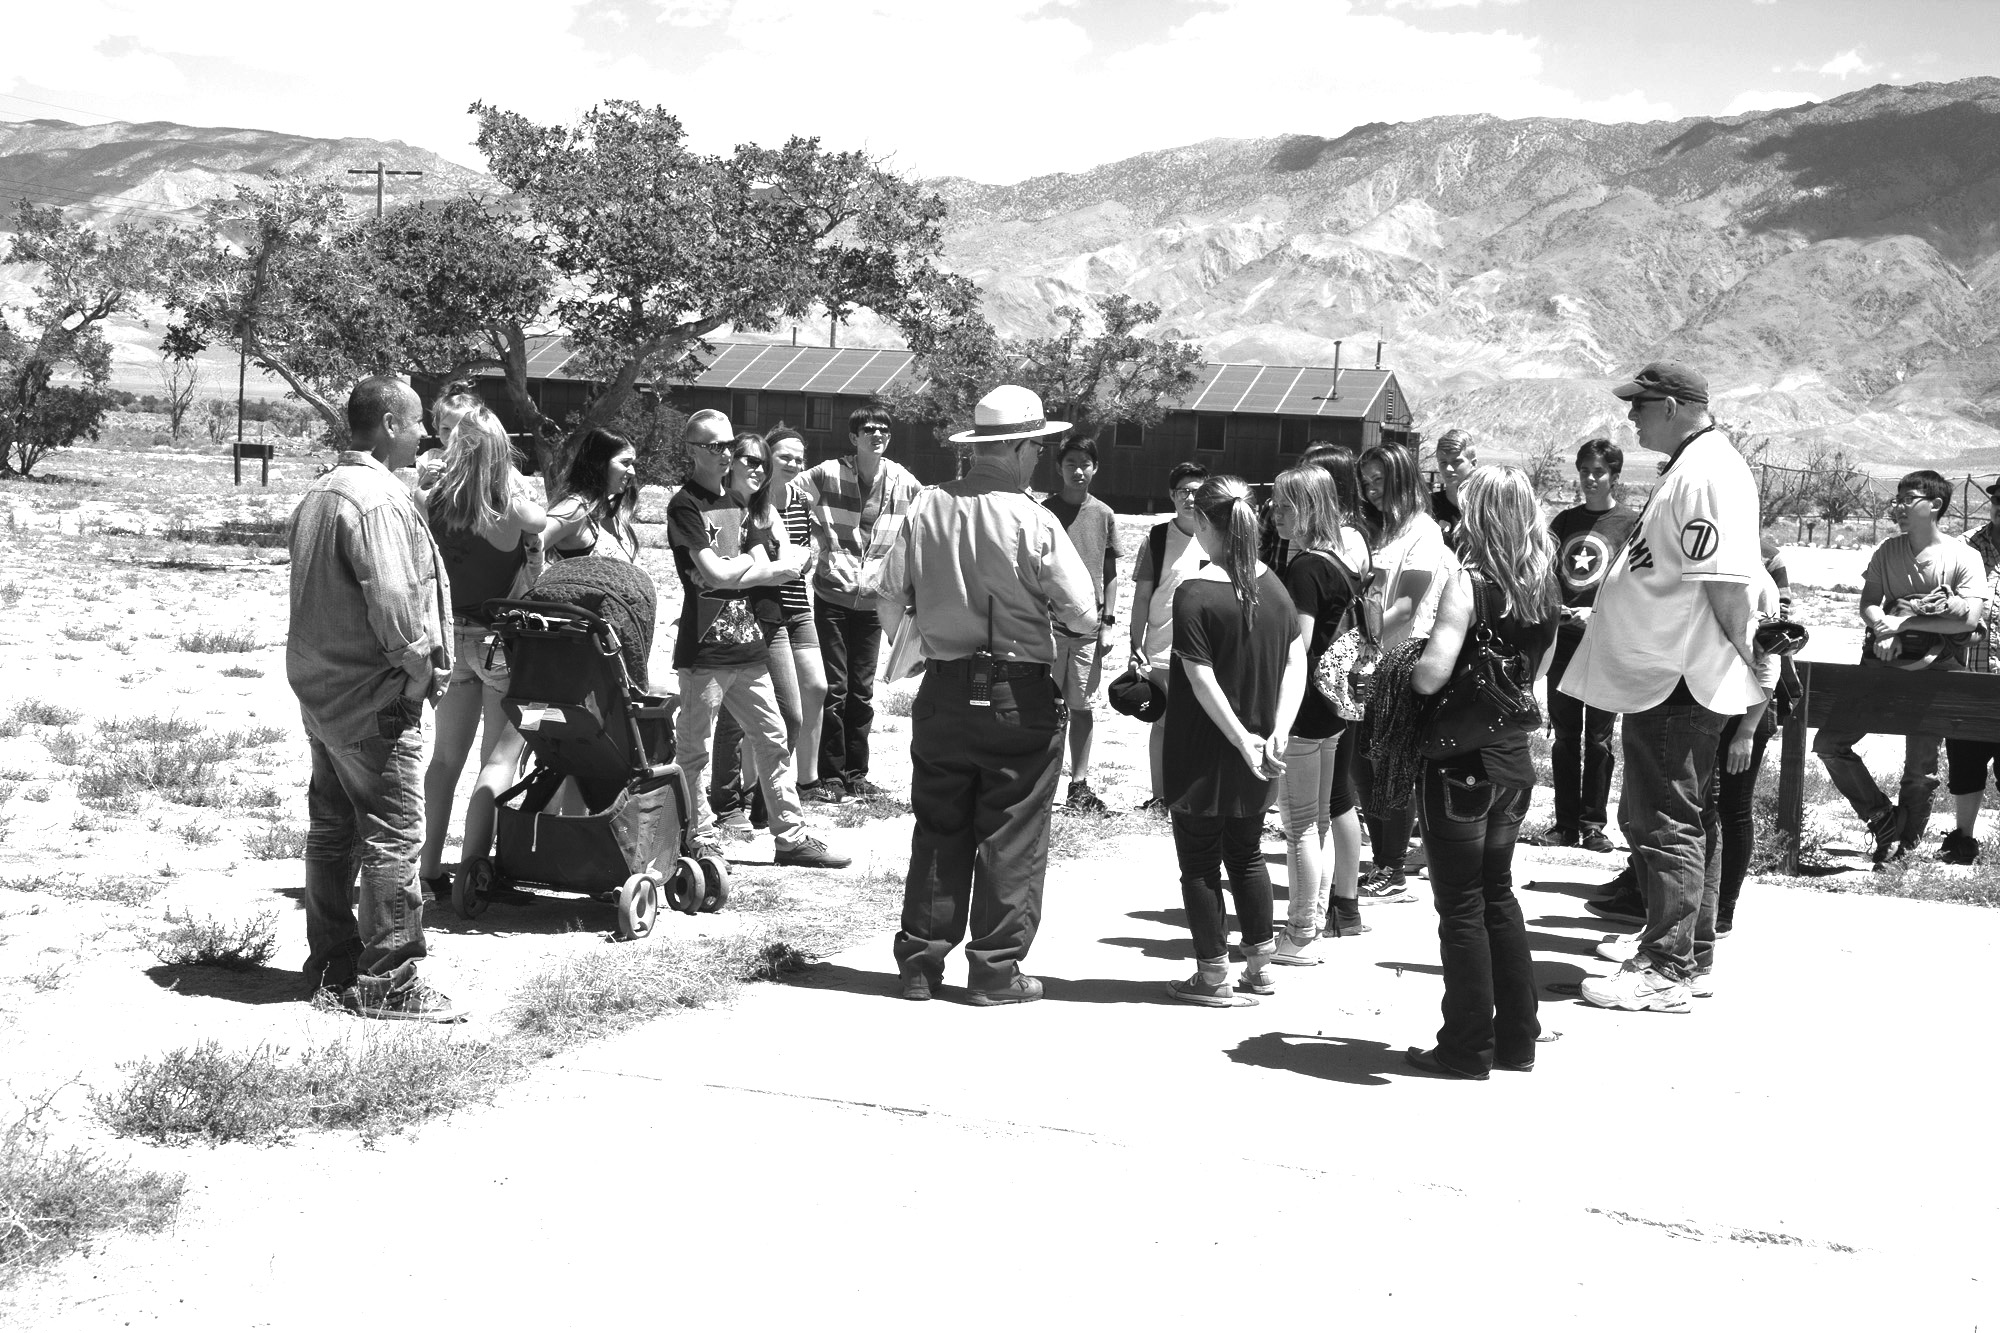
[
  {"left": 715, "top": 809, "right": 755, "bottom": 840},
  {"left": 1271, "top": 929, "right": 1323, "bottom": 967},
  {"left": 1595, "top": 931, "right": 1641, "bottom": 964},
  {"left": 1689, "top": 970, "right": 1715, "bottom": 999},
  {"left": 1579, "top": 960, "right": 1691, "bottom": 1013}
]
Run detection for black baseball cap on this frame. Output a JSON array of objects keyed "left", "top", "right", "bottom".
[
  {"left": 1107, "top": 668, "right": 1166, "bottom": 724},
  {"left": 1611, "top": 361, "right": 1709, "bottom": 405}
]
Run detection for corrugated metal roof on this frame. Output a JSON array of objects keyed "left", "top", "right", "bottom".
[{"left": 507, "top": 337, "right": 1403, "bottom": 421}]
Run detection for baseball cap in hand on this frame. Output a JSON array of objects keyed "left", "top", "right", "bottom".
[
  {"left": 1611, "top": 361, "right": 1709, "bottom": 405},
  {"left": 1107, "top": 668, "right": 1166, "bottom": 723}
]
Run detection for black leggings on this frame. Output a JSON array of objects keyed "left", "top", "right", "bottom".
[
  {"left": 1328, "top": 723, "right": 1358, "bottom": 820},
  {"left": 1171, "top": 813, "right": 1274, "bottom": 960},
  {"left": 1713, "top": 714, "right": 1771, "bottom": 928},
  {"left": 1353, "top": 712, "right": 1414, "bottom": 870}
]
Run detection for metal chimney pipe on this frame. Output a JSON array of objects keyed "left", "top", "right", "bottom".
[
  {"left": 1376, "top": 341, "right": 1384, "bottom": 369},
  {"left": 1331, "top": 340, "right": 1341, "bottom": 398}
]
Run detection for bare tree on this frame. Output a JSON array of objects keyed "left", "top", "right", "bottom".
[
  {"left": 1798, "top": 444, "right": 1874, "bottom": 544},
  {"left": 157, "top": 327, "right": 203, "bottom": 438},
  {"left": 1520, "top": 436, "right": 1571, "bottom": 500}
]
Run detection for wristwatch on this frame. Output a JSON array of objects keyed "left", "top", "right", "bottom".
[{"left": 1100, "top": 612, "right": 1117, "bottom": 627}]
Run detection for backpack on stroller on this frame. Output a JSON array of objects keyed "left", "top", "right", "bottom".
[{"left": 454, "top": 556, "right": 730, "bottom": 940}]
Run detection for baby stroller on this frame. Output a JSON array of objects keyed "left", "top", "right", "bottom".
[{"left": 454, "top": 556, "right": 731, "bottom": 940}]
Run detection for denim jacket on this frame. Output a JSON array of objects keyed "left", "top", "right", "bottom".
[{"left": 286, "top": 452, "right": 452, "bottom": 747}]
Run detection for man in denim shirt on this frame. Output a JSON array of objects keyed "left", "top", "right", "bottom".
[{"left": 287, "top": 376, "right": 460, "bottom": 1021}]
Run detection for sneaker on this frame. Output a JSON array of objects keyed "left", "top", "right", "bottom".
[
  {"left": 690, "top": 837, "right": 729, "bottom": 863},
  {"left": 1688, "top": 970, "right": 1716, "bottom": 999},
  {"left": 1271, "top": 928, "right": 1323, "bottom": 966},
  {"left": 1584, "top": 892, "right": 1646, "bottom": 925},
  {"left": 1579, "top": 960, "right": 1691, "bottom": 1013},
  {"left": 1525, "top": 826, "right": 1580, "bottom": 848},
  {"left": 1357, "top": 866, "right": 1415, "bottom": 902},
  {"left": 1166, "top": 973, "right": 1257, "bottom": 1007},
  {"left": 800, "top": 780, "right": 845, "bottom": 805},
  {"left": 1136, "top": 797, "right": 1168, "bottom": 815},
  {"left": 1940, "top": 829, "right": 1980, "bottom": 865},
  {"left": 749, "top": 785, "right": 769, "bottom": 830},
  {"left": 419, "top": 871, "right": 450, "bottom": 907},
  {"left": 1595, "top": 931, "right": 1641, "bottom": 964},
  {"left": 1714, "top": 920, "right": 1733, "bottom": 940},
  {"left": 843, "top": 776, "right": 885, "bottom": 799},
  {"left": 715, "top": 808, "right": 755, "bottom": 840},
  {"left": 1065, "top": 780, "right": 1109, "bottom": 815},
  {"left": 967, "top": 974, "right": 1043, "bottom": 1006},
  {"left": 775, "top": 835, "right": 852, "bottom": 869},
  {"left": 343, "top": 975, "right": 466, "bottom": 1023},
  {"left": 1579, "top": 829, "right": 1617, "bottom": 854},
  {"left": 1869, "top": 815, "right": 1904, "bottom": 869}
]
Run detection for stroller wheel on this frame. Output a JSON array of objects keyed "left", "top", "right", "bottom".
[
  {"left": 667, "top": 857, "right": 704, "bottom": 915},
  {"left": 616, "top": 872, "right": 661, "bottom": 941},
  {"left": 696, "top": 855, "right": 732, "bottom": 913},
  {"left": 456, "top": 857, "right": 492, "bottom": 920}
]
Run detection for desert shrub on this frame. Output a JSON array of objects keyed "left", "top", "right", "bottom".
[
  {"left": 508, "top": 933, "right": 809, "bottom": 1044},
  {"left": 98, "top": 715, "right": 203, "bottom": 744},
  {"left": 176, "top": 629, "right": 259, "bottom": 654},
  {"left": 0, "top": 582, "right": 19, "bottom": 606},
  {"left": 151, "top": 907, "right": 279, "bottom": 970},
  {"left": 61, "top": 625, "right": 111, "bottom": 642},
  {"left": 76, "top": 722, "right": 251, "bottom": 809},
  {"left": 51, "top": 876, "right": 161, "bottom": 909},
  {"left": 42, "top": 730, "right": 85, "bottom": 765},
  {"left": 245, "top": 821, "right": 306, "bottom": 860},
  {"left": 9, "top": 700, "right": 81, "bottom": 728},
  {"left": 219, "top": 665, "right": 264, "bottom": 679},
  {"left": 0, "top": 1097, "right": 185, "bottom": 1281},
  {"left": 175, "top": 820, "right": 220, "bottom": 848},
  {"left": 94, "top": 1034, "right": 515, "bottom": 1146}
]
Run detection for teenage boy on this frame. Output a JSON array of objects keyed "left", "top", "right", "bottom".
[
  {"left": 1529, "top": 438, "right": 1639, "bottom": 853},
  {"left": 1942, "top": 482, "right": 2000, "bottom": 864},
  {"left": 1814, "top": 469, "right": 1986, "bottom": 868},
  {"left": 670, "top": 410, "right": 849, "bottom": 869},
  {"left": 796, "top": 406, "right": 922, "bottom": 799},
  {"left": 1429, "top": 429, "right": 1477, "bottom": 541},
  {"left": 1128, "top": 461, "right": 1210, "bottom": 810},
  {"left": 1043, "top": 437, "right": 1121, "bottom": 814}
]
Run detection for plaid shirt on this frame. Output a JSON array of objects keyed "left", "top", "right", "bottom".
[
  {"left": 795, "top": 455, "right": 922, "bottom": 611},
  {"left": 1963, "top": 522, "right": 2000, "bottom": 673}
]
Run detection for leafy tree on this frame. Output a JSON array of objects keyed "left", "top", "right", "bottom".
[
  {"left": 470, "top": 99, "right": 970, "bottom": 484},
  {"left": 0, "top": 203, "right": 184, "bottom": 475},
  {"left": 889, "top": 293, "right": 1200, "bottom": 460}
]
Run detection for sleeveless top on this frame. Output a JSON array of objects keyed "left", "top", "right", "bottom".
[
  {"left": 430, "top": 515, "right": 526, "bottom": 623},
  {"left": 1446, "top": 572, "right": 1559, "bottom": 789}
]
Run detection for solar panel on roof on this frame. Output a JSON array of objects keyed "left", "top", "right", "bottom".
[
  {"left": 1188, "top": 364, "right": 1262, "bottom": 412},
  {"left": 1234, "top": 366, "right": 1305, "bottom": 414}
]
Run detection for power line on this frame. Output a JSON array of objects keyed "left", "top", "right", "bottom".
[
  {"left": 347, "top": 160, "right": 424, "bottom": 220},
  {"left": 0, "top": 90, "right": 125, "bottom": 123}
]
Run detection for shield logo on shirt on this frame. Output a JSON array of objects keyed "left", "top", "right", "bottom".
[
  {"left": 1559, "top": 532, "right": 1615, "bottom": 592},
  {"left": 1680, "top": 520, "right": 1718, "bottom": 562}
]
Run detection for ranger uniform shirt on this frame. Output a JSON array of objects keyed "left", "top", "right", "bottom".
[{"left": 1558, "top": 428, "right": 1762, "bottom": 716}]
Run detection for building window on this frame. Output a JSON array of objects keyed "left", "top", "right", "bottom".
[
  {"left": 1196, "top": 414, "right": 1226, "bottom": 453},
  {"left": 1280, "top": 419, "right": 1312, "bottom": 456},
  {"left": 805, "top": 396, "right": 831, "bottom": 432},
  {"left": 1112, "top": 420, "right": 1143, "bottom": 449},
  {"left": 731, "top": 391, "right": 760, "bottom": 429}
]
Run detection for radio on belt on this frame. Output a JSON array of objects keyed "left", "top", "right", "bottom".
[{"left": 968, "top": 648, "right": 994, "bottom": 706}]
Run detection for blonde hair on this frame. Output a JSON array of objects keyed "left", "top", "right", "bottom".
[
  {"left": 428, "top": 404, "right": 516, "bottom": 535},
  {"left": 1455, "top": 465, "right": 1558, "bottom": 623},
  {"left": 1273, "top": 466, "right": 1345, "bottom": 553}
]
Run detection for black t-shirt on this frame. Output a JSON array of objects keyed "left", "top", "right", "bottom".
[
  {"left": 1282, "top": 550, "right": 1361, "bottom": 741},
  {"left": 1430, "top": 488, "right": 1461, "bottom": 544},
  {"left": 1550, "top": 503, "right": 1640, "bottom": 633},
  {"left": 1164, "top": 569, "right": 1301, "bottom": 817},
  {"left": 1452, "top": 577, "right": 1561, "bottom": 790},
  {"left": 667, "top": 481, "right": 780, "bottom": 671}
]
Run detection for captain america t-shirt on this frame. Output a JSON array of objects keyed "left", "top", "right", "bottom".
[
  {"left": 667, "top": 481, "right": 780, "bottom": 672},
  {"left": 1550, "top": 502, "right": 1639, "bottom": 641}
]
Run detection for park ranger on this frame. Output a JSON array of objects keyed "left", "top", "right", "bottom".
[{"left": 872, "top": 385, "right": 1099, "bottom": 1005}]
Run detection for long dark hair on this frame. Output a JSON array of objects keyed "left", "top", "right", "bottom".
[
  {"left": 1191, "top": 475, "right": 1263, "bottom": 632},
  {"left": 1358, "top": 441, "right": 1425, "bottom": 542},
  {"left": 563, "top": 426, "right": 638, "bottom": 556}
]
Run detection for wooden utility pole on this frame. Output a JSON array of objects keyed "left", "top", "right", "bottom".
[{"left": 346, "top": 159, "right": 425, "bottom": 220}]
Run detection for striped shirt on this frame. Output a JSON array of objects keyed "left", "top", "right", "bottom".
[
  {"left": 777, "top": 485, "right": 813, "bottom": 622},
  {"left": 795, "top": 455, "right": 922, "bottom": 611}
]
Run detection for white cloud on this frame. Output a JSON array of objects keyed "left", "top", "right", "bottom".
[
  {"left": 1812, "top": 49, "right": 1877, "bottom": 79},
  {"left": 0, "top": 0, "right": 1680, "bottom": 183},
  {"left": 1722, "top": 89, "right": 1814, "bottom": 115},
  {"left": 1382, "top": 0, "right": 1522, "bottom": 9}
]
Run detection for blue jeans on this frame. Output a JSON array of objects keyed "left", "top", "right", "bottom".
[
  {"left": 1417, "top": 761, "right": 1538, "bottom": 1075},
  {"left": 302, "top": 721, "right": 427, "bottom": 989},
  {"left": 816, "top": 601, "right": 881, "bottom": 784},
  {"left": 1619, "top": 701, "right": 1727, "bottom": 981},
  {"left": 1813, "top": 724, "right": 1940, "bottom": 848}
]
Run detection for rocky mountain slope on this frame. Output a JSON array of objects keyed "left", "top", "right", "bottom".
[{"left": 935, "top": 78, "right": 2000, "bottom": 473}]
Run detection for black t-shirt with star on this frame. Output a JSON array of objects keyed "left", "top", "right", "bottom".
[
  {"left": 1550, "top": 502, "right": 1639, "bottom": 640},
  {"left": 667, "top": 481, "right": 781, "bottom": 671}
]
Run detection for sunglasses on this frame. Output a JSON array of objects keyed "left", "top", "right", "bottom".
[
  {"left": 734, "top": 454, "right": 768, "bottom": 469},
  {"left": 857, "top": 425, "right": 891, "bottom": 436},
  {"left": 688, "top": 436, "right": 731, "bottom": 454}
]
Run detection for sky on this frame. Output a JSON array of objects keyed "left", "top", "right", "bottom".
[{"left": 2, "top": 0, "right": 1997, "bottom": 184}]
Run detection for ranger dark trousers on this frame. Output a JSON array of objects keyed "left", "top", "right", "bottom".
[{"left": 894, "top": 663, "right": 1064, "bottom": 990}]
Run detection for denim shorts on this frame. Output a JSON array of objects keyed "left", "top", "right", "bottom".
[{"left": 448, "top": 620, "right": 510, "bottom": 694}]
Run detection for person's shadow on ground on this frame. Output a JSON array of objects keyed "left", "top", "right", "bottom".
[
  {"left": 1097, "top": 935, "right": 1195, "bottom": 961},
  {"left": 1522, "top": 878, "right": 1604, "bottom": 901},
  {"left": 786, "top": 962, "right": 1182, "bottom": 1005},
  {"left": 145, "top": 962, "right": 303, "bottom": 1005},
  {"left": 1225, "top": 1031, "right": 1400, "bottom": 1086}
]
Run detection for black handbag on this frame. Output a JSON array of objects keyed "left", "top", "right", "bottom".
[{"left": 1419, "top": 575, "right": 1542, "bottom": 760}]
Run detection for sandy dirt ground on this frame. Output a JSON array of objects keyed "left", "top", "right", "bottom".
[{"left": 0, "top": 437, "right": 1991, "bottom": 1326}]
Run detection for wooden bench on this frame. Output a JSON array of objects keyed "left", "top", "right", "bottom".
[{"left": 1775, "top": 660, "right": 2000, "bottom": 872}]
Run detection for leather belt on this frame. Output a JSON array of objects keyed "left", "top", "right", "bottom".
[{"left": 926, "top": 657, "right": 1050, "bottom": 680}]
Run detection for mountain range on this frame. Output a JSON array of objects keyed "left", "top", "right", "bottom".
[{"left": 6, "top": 82, "right": 2000, "bottom": 475}]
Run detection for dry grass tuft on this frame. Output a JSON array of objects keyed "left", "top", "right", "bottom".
[
  {"left": 0, "top": 1093, "right": 185, "bottom": 1284},
  {"left": 151, "top": 907, "right": 279, "bottom": 970},
  {"left": 176, "top": 629, "right": 259, "bottom": 654},
  {"left": 507, "top": 931, "right": 810, "bottom": 1045},
  {"left": 245, "top": 820, "right": 306, "bottom": 861}
]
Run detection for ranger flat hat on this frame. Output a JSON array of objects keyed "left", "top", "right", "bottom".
[
  {"left": 948, "top": 385, "right": 1072, "bottom": 445},
  {"left": 1611, "top": 361, "right": 1709, "bottom": 405}
]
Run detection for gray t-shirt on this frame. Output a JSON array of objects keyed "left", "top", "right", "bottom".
[{"left": 1042, "top": 492, "right": 1119, "bottom": 618}]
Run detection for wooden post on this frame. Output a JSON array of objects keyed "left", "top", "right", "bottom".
[
  {"left": 233, "top": 345, "right": 246, "bottom": 485},
  {"left": 1776, "top": 661, "right": 1811, "bottom": 874}
]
